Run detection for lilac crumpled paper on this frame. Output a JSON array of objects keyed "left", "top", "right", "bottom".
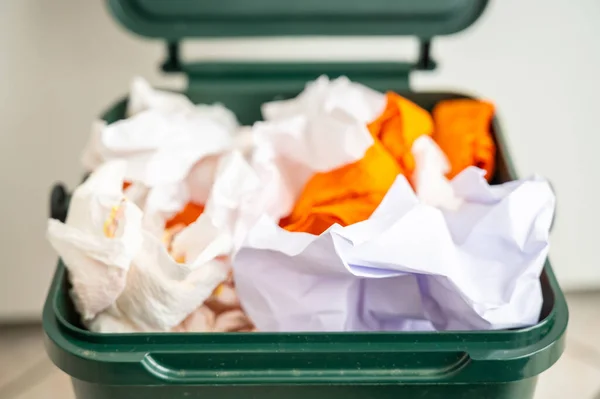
[{"left": 233, "top": 167, "right": 555, "bottom": 332}]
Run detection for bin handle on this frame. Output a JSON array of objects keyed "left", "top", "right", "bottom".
[
  {"left": 142, "top": 350, "right": 471, "bottom": 384},
  {"left": 160, "top": 40, "right": 437, "bottom": 75},
  {"left": 50, "top": 183, "right": 69, "bottom": 222}
]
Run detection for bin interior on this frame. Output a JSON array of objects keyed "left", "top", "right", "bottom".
[{"left": 58, "top": 81, "right": 555, "bottom": 332}]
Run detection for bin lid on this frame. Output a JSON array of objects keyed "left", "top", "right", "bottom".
[{"left": 107, "top": 0, "right": 488, "bottom": 40}]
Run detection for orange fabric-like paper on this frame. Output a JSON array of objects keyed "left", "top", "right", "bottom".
[
  {"left": 432, "top": 99, "right": 496, "bottom": 181},
  {"left": 281, "top": 92, "right": 433, "bottom": 235},
  {"left": 122, "top": 182, "right": 204, "bottom": 229},
  {"left": 367, "top": 92, "right": 434, "bottom": 176},
  {"left": 165, "top": 202, "right": 205, "bottom": 229},
  {"left": 279, "top": 142, "right": 401, "bottom": 235}
]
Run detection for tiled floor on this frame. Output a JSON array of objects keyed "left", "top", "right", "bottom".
[{"left": 0, "top": 293, "right": 599, "bottom": 399}]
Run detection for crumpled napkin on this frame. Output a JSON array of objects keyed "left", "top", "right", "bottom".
[
  {"left": 81, "top": 77, "right": 240, "bottom": 179},
  {"left": 233, "top": 167, "right": 555, "bottom": 332},
  {"left": 87, "top": 150, "right": 258, "bottom": 333},
  {"left": 80, "top": 77, "right": 246, "bottom": 234},
  {"left": 48, "top": 158, "right": 234, "bottom": 333},
  {"left": 91, "top": 214, "right": 231, "bottom": 332},
  {"left": 84, "top": 107, "right": 236, "bottom": 187},
  {"left": 174, "top": 277, "right": 256, "bottom": 333},
  {"left": 126, "top": 76, "right": 195, "bottom": 117},
  {"left": 262, "top": 75, "right": 386, "bottom": 125},
  {"left": 47, "top": 160, "right": 143, "bottom": 321}
]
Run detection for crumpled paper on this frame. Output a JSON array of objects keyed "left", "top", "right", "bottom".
[
  {"left": 51, "top": 75, "right": 555, "bottom": 334},
  {"left": 48, "top": 159, "right": 232, "bottom": 333},
  {"left": 84, "top": 107, "right": 236, "bottom": 187},
  {"left": 126, "top": 76, "right": 195, "bottom": 117},
  {"left": 91, "top": 214, "right": 231, "bottom": 332},
  {"left": 432, "top": 98, "right": 496, "bottom": 181},
  {"left": 173, "top": 276, "right": 256, "bottom": 333},
  {"left": 80, "top": 77, "right": 246, "bottom": 233},
  {"left": 411, "top": 135, "right": 463, "bottom": 211},
  {"left": 262, "top": 75, "right": 386, "bottom": 125},
  {"left": 259, "top": 75, "right": 382, "bottom": 172},
  {"left": 47, "top": 160, "right": 143, "bottom": 321},
  {"left": 233, "top": 167, "right": 555, "bottom": 332},
  {"left": 85, "top": 151, "right": 258, "bottom": 333},
  {"left": 278, "top": 141, "right": 400, "bottom": 235},
  {"left": 234, "top": 76, "right": 385, "bottom": 225},
  {"left": 367, "top": 91, "right": 434, "bottom": 175}
]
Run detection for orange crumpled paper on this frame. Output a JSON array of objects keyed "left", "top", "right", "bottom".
[
  {"left": 280, "top": 92, "right": 431, "bottom": 236},
  {"left": 280, "top": 93, "right": 497, "bottom": 236},
  {"left": 279, "top": 141, "right": 401, "bottom": 235},
  {"left": 165, "top": 202, "right": 205, "bottom": 229},
  {"left": 432, "top": 99, "right": 496, "bottom": 181},
  {"left": 367, "top": 92, "right": 434, "bottom": 176}
]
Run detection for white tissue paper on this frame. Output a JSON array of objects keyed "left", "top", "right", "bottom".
[
  {"left": 90, "top": 108, "right": 237, "bottom": 187},
  {"left": 46, "top": 161, "right": 143, "bottom": 321},
  {"left": 85, "top": 151, "right": 262, "bottom": 333},
  {"left": 96, "top": 152, "right": 259, "bottom": 333},
  {"left": 259, "top": 75, "right": 383, "bottom": 172},
  {"left": 121, "top": 181, "right": 191, "bottom": 237},
  {"left": 236, "top": 75, "right": 384, "bottom": 222},
  {"left": 185, "top": 127, "right": 255, "bottom": 205},
  {"left": 87, "top": 222, "right": 230, "bottom": 333},
  {"left": 126, "top": 76, "right": 195, "bottom": 117},
  {"left": 233, "top": 167, "right": 555, "bottom": 332},
  {"left": 80, "top": 120, "right": 107, "bottom": 171},
  {"left": 262, "top": 75, "right": 386, "bottom": 124},
  {"left": 202, "top": 151, "right": 261, "bottom": 236},
  {"left": 48, "top": 157, "right": 244, "bottom": 333},
  {"left": 96, "top": 215, "right": 231, "bottom": 332},
  {"left": 80, "top": 76, "right": 246, "bottom": 234},
  {"left": 411, "top": 135, "right": 463, "bottom": 211},
  {"left": 85, "top": 77, "right": 242, "bottom": 187}
]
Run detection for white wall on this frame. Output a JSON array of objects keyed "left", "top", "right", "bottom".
[{"left": 0, "top": 0, "right": 598, "bottom": 320}]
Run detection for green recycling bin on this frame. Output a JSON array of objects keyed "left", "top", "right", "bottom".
[{"left": 43, "top": 1, "right": 568, "bottom": 398}]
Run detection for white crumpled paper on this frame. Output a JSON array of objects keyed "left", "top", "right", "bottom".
[
  {"left": 126, "top": 76, "right": 195, "bottom": 117},
  {"left": 259, "top": 75, "right": 383, "bottom": 172},
  {"left": 48, "top": 159, "right": 235, "bottom": 333},
  {"left": 47, "top": 160, "right": 143, "bottom": 321},
  {"left": 262, "top": 75, "right": 385, "bottom": 125},
  {"left": 411, "top": 135, "right": 463, "bottom": 211},
  {"left": 87, "top": 152, "right": 258, "bottom": 333},
  {"left": 89, "top": 214, "right": 231, "bottom": 332},
  {"left": 83, "top": 106, "right": 237, "bottom": 187},
  {"left": 236, "top": 76, "right": 384, "bottom": 221},
  {"left": 233, "top": 167, "right": 555, "bottom": 332},
  {"left": 80, "top": 77, "right": 248, "bottom": 233}
]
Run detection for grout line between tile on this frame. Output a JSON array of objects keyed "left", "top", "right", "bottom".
[{"left": 0, "top": 357, "right": 55, "bottom": 399}]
